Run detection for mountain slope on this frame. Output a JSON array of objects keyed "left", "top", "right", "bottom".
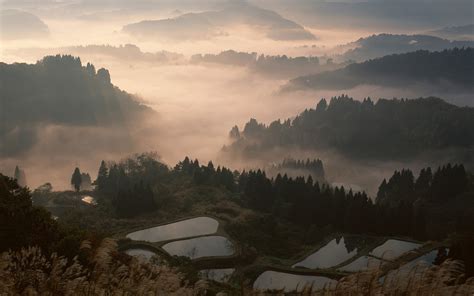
[
  {"left": 288, "top": 48, "right": 474, "bottom": 93},
  {"left": 339, "top": 34, "right": 474, "bottom": 62},
  {"left": 428, "top": 24, "right": 474, "bottom": 41},
  {"left": 123, "top": 2, "right": 315, "bottom": 41},
  {"left": 0, "top": 55, "right": 152, "bottom": 156},
  {"left": 224, "top": 95, "right": 474, "bottom": 160}
]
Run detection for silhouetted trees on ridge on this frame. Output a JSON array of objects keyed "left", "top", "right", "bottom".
[
  {"left": 191, "top": 50, "right": 335, "bottom": 78},
  {"left": 225, "top": 95, "right": 474, "bottom": 159},
  {"left": 291, "top": 47, "right": 474, "bottom": 90},
  {"left": 268, "top": 158, "right": 325, "bottom": 182},
  {"left": 0, "top": 55, "right": 152, "bottom": 157},
  {"left": 93, "top": 154, "right": 473, "bottom": 240},
  {"left": 377, "top": 164, "right": 469, "bottom": 207},
  {"left": 94, "top": 153, "right": 169, "bottom": 217}
]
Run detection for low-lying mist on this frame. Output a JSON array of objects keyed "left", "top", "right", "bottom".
[
  {"left": 1, "top": 48, "right": 470, "bottom": 192},
  {"left": 1, "top": 6, "right": 471, "bottom": 193}
]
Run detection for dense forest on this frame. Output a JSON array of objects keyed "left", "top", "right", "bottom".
[
  {"left": 0, "top": 55, "right": 151, "bottom": 156},
  {"left": 266, "top": 158, "right": 325, "bottom": 182},
  {"left": 339, "top": 34, "right": 474, "bottom": 62},
  {"left": 90, "top": 154, "right": 474, "bottom": 272},
  {"left": 224, "top": 95, "right": 474, "bottom": 160},
  {"left": 75, "top": 154, "right": 474, "bottom": 276},
  {"left": 91, "top": 154, "right": 473, "bottom": 242},
  {"left": 191, "top": 50, "right": 337, "bottom": 78},
  {"left": 289, "top": 48, "right": 474, "bottom": 91}
]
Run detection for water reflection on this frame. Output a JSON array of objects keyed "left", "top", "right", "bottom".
[
  {"left": 338, "top": 256, "right": 382, "bottom": 272},
  {"left": 126, "top": 217, "right": 219, "bottom": 243},
  {"left": 380, "top": 248, "right": 447, "bottom": 288},
  {"left": 370, "top": 239, "right": 421, "bottom": 260},
  {"left": 81, "top": 195, "right": 97, "bottom": 205},
  {"left": 293, "top": 237, "right": 358, "bottom": 269},
  {"left": 162, "top": 236, "right": 234, "bottom": 259}
]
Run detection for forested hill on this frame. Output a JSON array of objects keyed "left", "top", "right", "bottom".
[
  {"left": 224, "top": 95, "right": 474, "bottom": 160},
  {"left": 0, "top": 55, "right": 152, "bottom": 156},
  {"left": 288, "top": 48, "right": 474, "bottom": 92},
  {"left": 190, "top": 50, "right": 336, "bottom": 78},
  {"left": 338, "top": 34, "right": 474, "bottom": 62}
]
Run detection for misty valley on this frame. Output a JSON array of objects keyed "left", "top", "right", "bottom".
[{"left": 1, "top": 0, "right": 474, "bottom": 295}]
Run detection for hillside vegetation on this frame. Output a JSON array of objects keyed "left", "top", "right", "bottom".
[
  {"left": 289, "top": 48, "right": 474, "bottom": 92},
  {"left": 0, "top": 55, "right": 152, "bottom": 156},
  {"left": 224, "top": 95, "right": 474, "bottom": 160}
]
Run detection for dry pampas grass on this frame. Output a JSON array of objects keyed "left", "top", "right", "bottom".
[
  {"left": 251, "top": 259, "right": 474, "bottom": 295},
  {"left": 0, "top": 238, "right": 201, "bottom": 295},
  {"left": 2, "top": 240, "right": 474, "bottom": 295}
]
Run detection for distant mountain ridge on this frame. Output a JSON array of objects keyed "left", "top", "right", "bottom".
[
  {"left": 191, "top": 50, "right": 341, "bottom": 79},
  {"left": 338, "top": 33, "right": 474, "bottom": 62},
  {"left": 0, "top": 9, "right": 49, "bottom": 40},
  {"left": 123, "top": 2, "right": 315, "bottom": 41},
  {"left": 250, "top": 0, "right": 474, "bottom": 30},
  {"left": 428, "top": 24, "right": 474, "bottom": 41},
  {"left": 14, "top": 44, "right": 184, "bottom": 64}
]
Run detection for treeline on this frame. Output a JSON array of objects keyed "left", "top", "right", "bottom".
[
  {"left": 236, "top": 164, "right": 472, "bottom": 239},
  {"left": 174, "top": 157, "right": 236, "bottom": 192},
  {"left": 95, "top": 153, "right": 169, "bottom": 217},
  {"left": 175, "top": 159, "right": 473, "bottom": 239},
  {"left": 267, "top": 158, "right": 325, "bottom": 182},
  {"left": 171, "top": 157, "right": 373, "bottom": 231},
  {"left": 0, "top": 55, "right": 151, "bottom": 157},
  {"left": 238, "top": 169, "right": 373, "bottom": 230},
  {"left": 377, "top": 164, "right": 473, "bottom": 238},
  {"left": 290, "top": 47, "right": 474, "bottom": 91},
  {"left": 224, "top": 95, "right": 474, "bottom": 159},
  {"left": 339, "top": 34, "right": 474, "bottom": 62},
  {"left": 91, "top": 153, "right": 473, "bottom": 239},
  {"left": 95, "top": 155, "right": 237, "bottom": 217},
  {"left": 377, "top": 164, "right": 469, "bottom": 207},
  {"left": 191, "top": 50, "right": 337, "bottom": 78},
  {"left": 108, "top": 155, "right": 474, "bottom": 238}
]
